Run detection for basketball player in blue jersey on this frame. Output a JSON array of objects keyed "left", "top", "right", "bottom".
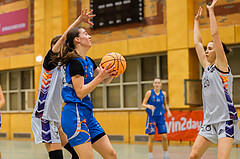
[
  {"left": 55, "top": 28, "right": 117, "bottom": 158},
  {"left": 142, "top": 77, "right": 172, "bottom": 159},
  {"left": 189, "top": 1, "right": 240, "bottom": 158},
  {"left": 0, "top": 85, "right": 5, "bottom": 159},
  {"left": 31, "top": 9, "right": 95, "bottom": 159}
]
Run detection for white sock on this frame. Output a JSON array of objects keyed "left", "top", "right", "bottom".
[
  {"left": 163, "top": 151, "right": 168, "bottom": 158},
  {"left": 148, "top": 152, "right": 153, "bottom": 159}
]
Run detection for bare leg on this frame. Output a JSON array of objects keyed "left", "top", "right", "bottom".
[
  {"left": 74, "top": 142, "right": 94, "bottom": 159},
  {"left": 161, "top": 133, "right": 168, "bottom": 151},
  {"left": 92, "top": 135, "right": 117, "bottom": 159},
  {"left": 44, "top": 143, "right": 62, "bottom": 152},
  {"left": 188, "top": 135, "right": 212, "bottom": 159},
  {"left": 148, "top": 135, "right": 155, "bottom": 153},
  {"left": 217, "top": 137, "right": 233, "bottom": 159},
  {"left": 58, "top": 126, "right": 68, "bottom": 147}
]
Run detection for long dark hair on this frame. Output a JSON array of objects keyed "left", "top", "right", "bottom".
[
  {"left": 221, "top": 42, "right": 231, "bottom": 55},
  {"left": 51, "top": 27, "right": 81, "bottom": 66}
]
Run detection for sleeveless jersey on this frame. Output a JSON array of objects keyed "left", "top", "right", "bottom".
[
  {"left": 146, "top": 89, "right": 165, "bottom": 116},
  {"left": 202, "top": 64, "right": 238, "bottom": 124},
  {"left": 32, "top": 66, "right": 64, "bottom": 122},
  {"left": 62, "top": 56, "right": 95, "bottom": 109}
]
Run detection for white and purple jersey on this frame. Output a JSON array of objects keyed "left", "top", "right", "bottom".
[
  {"left": 202, "top": 64, "right": 238, "bottom": 125},
  {"left": 32, "top": 49, "right": 64, "bottom": 123}
]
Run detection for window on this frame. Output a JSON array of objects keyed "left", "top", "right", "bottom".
[
  {"left": 0, "top": 68, "right": 35, "bottom": 111},
  {"left": 91, "top": 54, "right": 168, "bottom": 109}
]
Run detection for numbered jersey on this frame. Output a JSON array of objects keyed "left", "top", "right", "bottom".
[
  {"left": 202, "top": 64, "right": 238, "bottom": 124},
  {"left": 146, "top": 89, "right": 165, "bottom": 116}
]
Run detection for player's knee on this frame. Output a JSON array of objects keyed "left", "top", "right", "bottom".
[
  {"left": 161, "top": 134, "right": 167, "bottom": 141},
  {"left": 108, "top": 149, "right": 117, "bottom": 159},
  {"left": 188, "top": 151, "right": 200, "bottom": 159}
]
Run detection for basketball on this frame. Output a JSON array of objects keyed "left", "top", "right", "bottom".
[{"left": 100, "top": 52, "right": 127, "bottom": 77}]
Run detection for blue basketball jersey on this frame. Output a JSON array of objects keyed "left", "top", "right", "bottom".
[
  {"left": 146, "top": 89, "right": 165, "bottom": 116},
  {"left": 62, "top": 56, "right": 95, "bottom": 109}
]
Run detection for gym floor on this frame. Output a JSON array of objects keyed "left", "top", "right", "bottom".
[{"left": 0, "top": 140, "right": 240, "bottom": 159}]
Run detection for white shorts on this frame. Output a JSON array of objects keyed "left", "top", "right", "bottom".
[
  {"left": 31, "top": 116, "right": 61, "bottom": 144},
  {"left": 199, "top": 120, "right": 240, "bottom": 145}
]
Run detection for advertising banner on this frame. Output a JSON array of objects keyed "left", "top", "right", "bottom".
[
  {"left": 0, "top": 8, "right": 28, "bottom": 35},
  {"left": 155, "top": 110, "right": 203, "bottom": 141}
]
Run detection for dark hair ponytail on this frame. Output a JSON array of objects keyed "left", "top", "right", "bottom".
[{"left": 221, "top": 42, "right": 231, "bottom": 55}]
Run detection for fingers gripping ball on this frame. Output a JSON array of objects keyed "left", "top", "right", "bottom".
[{"left": 100, "top": 52, "right": 126, "bottom": 77}]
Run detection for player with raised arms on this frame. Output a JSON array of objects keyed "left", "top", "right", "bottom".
[{"left": 189, "top": 1, "right": 240, "bottom": 158}]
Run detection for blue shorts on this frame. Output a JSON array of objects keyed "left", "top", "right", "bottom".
[
  {"left": 145, "top": 115, "right": 167, "bottom": 135},
  {"left": 61, "top": 103, "right": 105, "bottom": 147}
]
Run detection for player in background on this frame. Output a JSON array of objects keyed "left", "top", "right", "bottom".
[{"left": 142, "top": 77, "right": 172, "bottom": 159}]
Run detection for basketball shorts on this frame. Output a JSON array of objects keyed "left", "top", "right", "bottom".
[
  {"left": 199, "top": 120, "right": 240, "bottom": 144},
  {"left": 145, "top": 115, "right": 167, "bottom": 135},
  {"left": 61, "top": 103, "right": 105, "bottom": 147},
  {"left": 31, "top": 116, "right": 61, "bottom": 144}
]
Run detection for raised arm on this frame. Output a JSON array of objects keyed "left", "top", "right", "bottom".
[
  {"left": 0, "top": 86, "right": 5, "bottom": 109},
  {"left": 52, "top": 9, "right": 95, "bottom": 53},
  {"left": 207, "top": 0, "right": 228, "bottom": 72},
  {"left": 194, "top": 7, "right": 209, "bottom": 69}
]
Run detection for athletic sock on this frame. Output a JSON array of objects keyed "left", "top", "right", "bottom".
[
  {"left": 148, "top": 152, "right": 153, "bottom": 159},
  {"left": 163, "top": 151, "right": 168, "bottom": 158},
  {"left": 64, "top": 142, "right": 79, "bottom": 159},
  {"left": 49, "top": 150, "right": 63, "bottom": 159}
]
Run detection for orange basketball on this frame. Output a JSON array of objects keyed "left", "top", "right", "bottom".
[{"left": 100, "top": 52, "right": 127, "bottom": 77}]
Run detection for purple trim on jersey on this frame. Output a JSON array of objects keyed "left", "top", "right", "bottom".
[
  {"left": 41, "top": 119, "right": 52, "bottom": 143},
  {"left": 224, "top": 89, "right": 238, "bottom": 120},
  {"left": 220, "top": 73, "right": 238, "bottom": 121},
  {"left": 226, "top": 120, "right": 234, "bottom": 138},
  {"left": 35, "top": 69, "right": 53, "bottom": 118}
]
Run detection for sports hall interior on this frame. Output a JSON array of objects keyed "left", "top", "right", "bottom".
[{"left": 0, "top": 0, "right": 240, "bottom": 148}]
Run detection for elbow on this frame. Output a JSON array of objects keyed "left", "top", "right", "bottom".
[
  {"left": 76, "top": 92, "right": 84, "bottom": 100},
  {"left": 211, "top": 31, "right": 218, "bottom": 37},
  {"left": 77, "top": 94, "right": 84, "bottom": 100},
  {"left": 194, "top": 42, "right": 202, "bottom": 46}
]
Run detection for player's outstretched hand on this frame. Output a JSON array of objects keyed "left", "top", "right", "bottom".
[
  {"left": 195, "top": 6, "right": 202, "bottom": 20},
  {"left": 78, "top": 8, "right": 96, "bottom": 25},
  {"left": 207, "top": 0, "right": 217, "bottom": 10}
]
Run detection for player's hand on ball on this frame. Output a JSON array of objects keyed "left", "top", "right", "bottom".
[{"left": 99, "top": 62, "right": 118, "bottom": 79}]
